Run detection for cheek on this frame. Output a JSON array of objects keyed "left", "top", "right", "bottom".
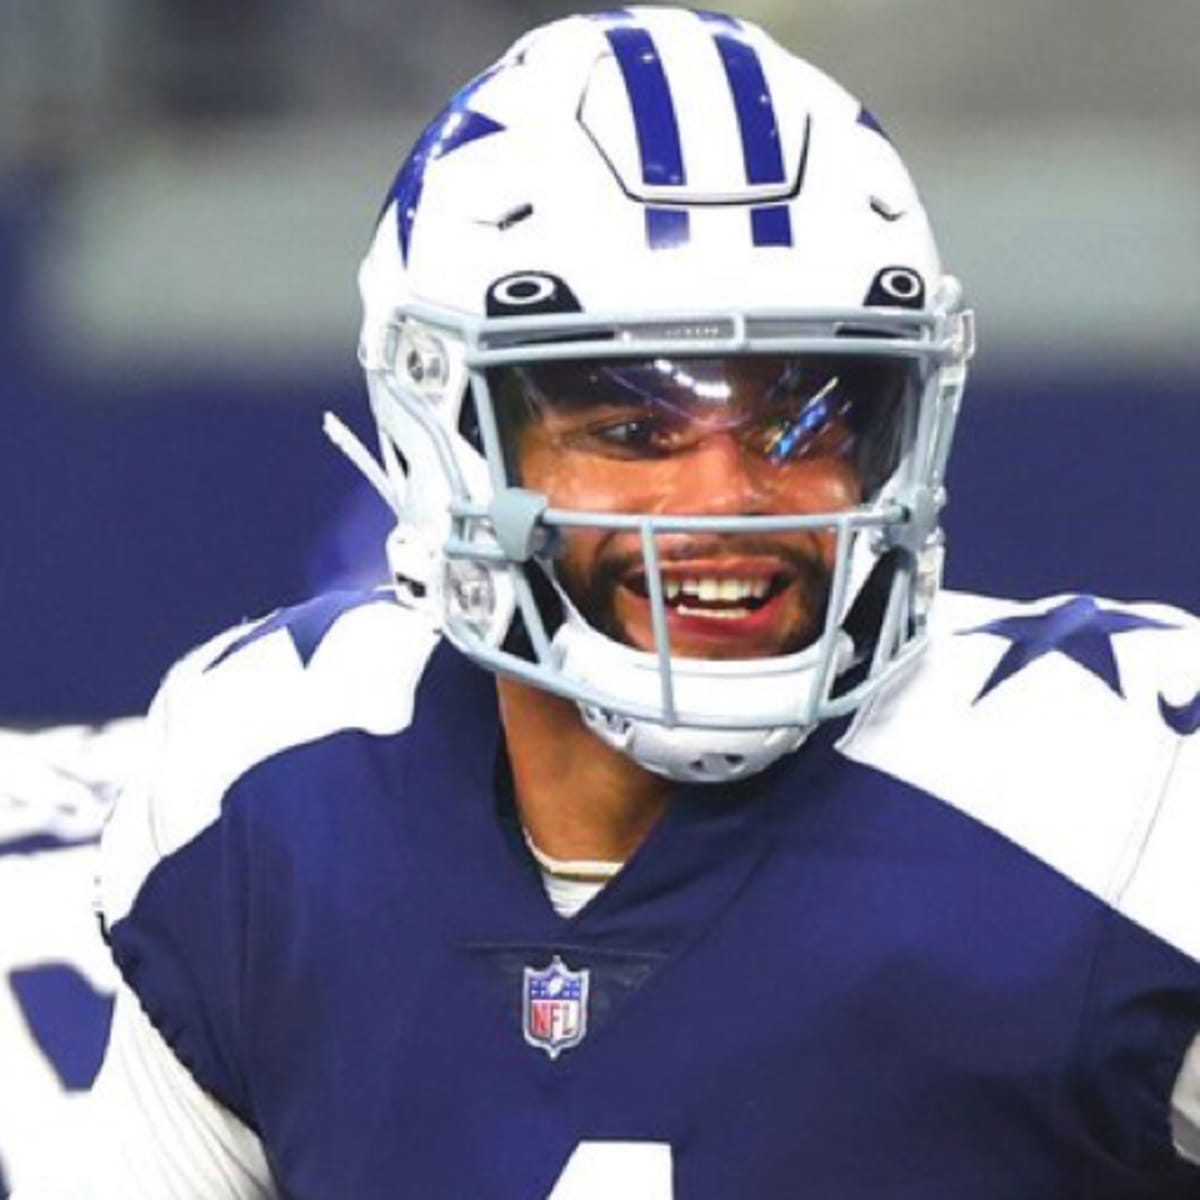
[
  {"left": 520, "top": 442, "right": 660, "bottom": 513},
  {"left": 773, "top": 462, "right": 861, "bottom": 566},
  {"left": 769, "top": 459, "right": 862, "bottom": 511},
  {"left": 555, "top": 528, "right": 603, "bottom": 588},
  {"left": 516, "top": 439, "right": 626, "bottom": 597}
]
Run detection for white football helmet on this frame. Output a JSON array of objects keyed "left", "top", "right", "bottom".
[{"left": 347, "top": 7, "right": 975, "bottom": 782}]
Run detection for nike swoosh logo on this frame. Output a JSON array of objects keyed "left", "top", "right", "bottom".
[{"left": 1159, "top": 690, "right": 1200, "bottom": 736}]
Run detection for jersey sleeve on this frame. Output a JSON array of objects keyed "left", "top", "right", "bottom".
[
  {"left": 1155, "top": 705, "right": 1200, "bottom": 1164},
  {"left": 1172, "top": 1035, "right": 1200, "bottom": 1164},
  {"left": 87, "top": 595, "right": 437, "bottom": 1196},
  {"left": 83, "top": 985, "right": 276, "bottom": 1200},
  {"left": 81, "top": 633, "right": 271, "bottom": 1194},
  {"left": 844, "top": 592, "right": 1200, "bottom": 1172},
  {"left": 1093, "top": 621, "right": 1200, "bottom": 1169}
]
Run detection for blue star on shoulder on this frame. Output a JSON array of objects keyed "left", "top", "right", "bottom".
[
  {"left": 207, "top": 590, "right": 399, "bottom": 672},
  {"left": 1159, "top": 690, "right": 1200, "bottom": 736},
  {"left": 959, "top": 595, "right": 1176, "bottom": 704}
]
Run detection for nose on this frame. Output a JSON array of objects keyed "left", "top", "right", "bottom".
[{"left": 665, "top": 431, "right": 769, "bottom": 515}]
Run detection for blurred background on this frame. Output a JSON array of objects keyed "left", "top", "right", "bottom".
[{"left": 1, "top": 0, "right": 1197, "bottom": 722}]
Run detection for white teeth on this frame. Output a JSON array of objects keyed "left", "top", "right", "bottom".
[
  {"left": 662, "top": 576, "right": 773, "bottom": 605},
  {"left": 677, "top": 604, "right": 751, "bottom": 620}
]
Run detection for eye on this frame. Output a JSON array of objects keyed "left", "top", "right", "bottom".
[{"left": 570, "top": 413, "right": 688, "bottom": 459}]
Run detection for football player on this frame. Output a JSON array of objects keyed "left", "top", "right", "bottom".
[
  {"left": 36, "top": 9, "right": 1200, "bottom": 1198},
  {"left": 0, "top": 720, "right": 142, "bottom": 1198}
]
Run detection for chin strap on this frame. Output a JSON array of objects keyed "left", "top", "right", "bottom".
[
  {"left": 322, "top": 411, "right": 400, "bottom": 513},
  {"left": 323, "top": 410, "right": 441, "bottom": 615}
]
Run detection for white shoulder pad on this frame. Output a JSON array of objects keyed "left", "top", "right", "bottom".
[
  {"left": 842, "top": 589, "right": 1200, "bottom": 957},
  {"left": 100, "top": 595, "right": 440, "bottom": 927}
]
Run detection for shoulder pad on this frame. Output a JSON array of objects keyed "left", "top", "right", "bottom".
[
  {"left": 100, "top": 591, "right": 440, "bottom": 924},
  {"left": 843, "top": 590, "right": 1200, "bottom": 954}
]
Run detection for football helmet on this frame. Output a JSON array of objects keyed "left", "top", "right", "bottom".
[{"left": 347, "top": 7, "right": 975, "bottom": 781}]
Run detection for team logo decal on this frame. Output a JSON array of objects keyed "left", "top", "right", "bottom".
[
  {"left": 864, "top": 266, "right": 925, "bottom": 309},
  {"left": 523, "top": 956, "right": 590, "bottom": 1059},
  {"left": 1159, "top": 688, "right": 1200, "bottom": 736},
  {"left": 485, "top": 271, "right": 582, "bottom": 317}
]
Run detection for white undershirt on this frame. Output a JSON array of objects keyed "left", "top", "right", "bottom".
[
  {"left": 523, "top": 832, "right": 622, "bottom": 919},
  {"left": 540, "top": 871, "right": 608, "bottom": 919}
]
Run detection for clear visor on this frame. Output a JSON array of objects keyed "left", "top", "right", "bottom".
[
  {"left": 489, "top": 353, "right": 918, "bottom": 506},
  {"left": 483, "top": 353, "right": 921, "bottom": 660}
]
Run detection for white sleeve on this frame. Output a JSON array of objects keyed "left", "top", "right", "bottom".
[
  {"left": 81, "top": 985, "right": 276, "bottom": 1200},
  {"left": 1134, "top": 682, "right": 1200, "bottom": 1166},
  {"left": 1172, "top": 1035, "right": 1200, "bottom": 1164}
]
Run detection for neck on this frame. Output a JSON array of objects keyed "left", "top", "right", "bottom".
[{"left": 497, "top": 676, "right": 672, "bottom": 864}]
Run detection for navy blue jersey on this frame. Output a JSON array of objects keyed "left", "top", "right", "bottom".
[{"left": 95, "top": 590, "right": 1200, "bottom": 1198}]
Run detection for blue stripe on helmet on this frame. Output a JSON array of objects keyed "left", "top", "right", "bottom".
[
  {"left": 594, "top": 12, "right": 691, "bottom": 249},
  {"left": 701, "top": 14, "right": 786, "bottom": 186},
  {"left": 389, "top": 67, "right": 505, "bottom": 261},
  {"left": 700, "top": 13, "right": 792, "bottom": 247},
  {"left": 601, "top": 21, "right": 687, "bottom": 189},
  {"left": 751, "top": 205, "right": 792, "bottom": 247},
  {"left": 646, "top": 208, "right": 689, "bottom": 249}
]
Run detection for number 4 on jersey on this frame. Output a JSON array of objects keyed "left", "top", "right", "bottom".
[{"left": 547, "top": 1142, "right": 673, "bottom": 1199}]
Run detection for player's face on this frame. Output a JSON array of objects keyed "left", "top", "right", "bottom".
[{"left": 494, "top": 355, "right": 911, "bottom": 660}]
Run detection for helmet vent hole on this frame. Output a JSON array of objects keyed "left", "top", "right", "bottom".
[{"left": 689, "top": 753, "right": 746, "bottom": 778}]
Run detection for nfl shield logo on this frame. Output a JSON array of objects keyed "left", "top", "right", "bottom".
[{"left": 523, "top": 956, "right": 590, "bottom": 1059}]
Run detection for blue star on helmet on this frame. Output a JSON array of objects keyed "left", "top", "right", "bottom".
[
  {"left": 388, "top": 65, "right": 507, "bottom": 261},
  {"left": 959, "top": 595, "right": 1176, "bottom": 704},
  {"left": 1159, "top": 689, "right": 1200, "bottom": 736},
  {"left": 207, "top": 589, "right": 399, "bottom": 672}
]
